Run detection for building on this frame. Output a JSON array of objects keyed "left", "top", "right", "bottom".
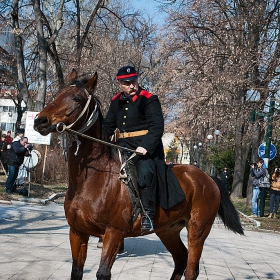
[
  {"left": 162, "top": 132, "right": 190, "bottom": 164},
  {"left": 0, "top": 97, "right": 26, "bottom": 135}
]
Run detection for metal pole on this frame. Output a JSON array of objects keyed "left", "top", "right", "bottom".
[
  {"left": 41, "top": 145, "right": 48, "bottom": 187},
  {"left": 260, "top": 94, "right": 275, "bottom": 217}
]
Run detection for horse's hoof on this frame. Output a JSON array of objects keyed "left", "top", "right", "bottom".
[{"left": 117, "top": 241, "right": 125, "bottom": 254}]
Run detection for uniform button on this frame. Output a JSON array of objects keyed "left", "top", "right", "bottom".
[
  {"left": 123, "top": 122, "right": 125, "bottom": 125},
  {"left": 124, "top": 116, "right": 127, "bottom": 118},
  {"left": 126, "top": 101, "right": 129, "bottom": 103},
  {"left": 125, "top": 108, "right": 128, "bottom": 110}
]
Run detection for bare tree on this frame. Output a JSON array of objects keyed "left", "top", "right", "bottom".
[
  {"left": 153, "top": 0, "right": 280, "bottom": 199},
  {"left": 32, "top": 0, "right": 64, "bottom": 111}
]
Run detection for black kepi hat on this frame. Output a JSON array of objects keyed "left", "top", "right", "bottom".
[{"left": 116, "top": 66, "right": 138, "bottom": 81}]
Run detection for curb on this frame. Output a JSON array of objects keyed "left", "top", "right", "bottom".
[
  {"left": 0, "top": 192, "right": 66, "bottom": 206},
  {"left": 237, "top": 210, "right": 261, "bottom": 228}
]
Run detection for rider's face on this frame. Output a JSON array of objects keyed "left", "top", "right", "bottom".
[{"left": 119, "top": 79, "right": 139, "bottom": 96}]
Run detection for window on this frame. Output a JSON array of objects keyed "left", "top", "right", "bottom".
[{"left": 0, "top": 123, "right": 14, "bottom": 132}]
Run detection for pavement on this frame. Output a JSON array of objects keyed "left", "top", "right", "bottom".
[{"left": 1, "top": 199, "right": 280, "bottom": 280}]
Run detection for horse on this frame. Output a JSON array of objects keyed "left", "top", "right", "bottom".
[{"left": 34, "top": 69, "right": 243, "bottom": 280}]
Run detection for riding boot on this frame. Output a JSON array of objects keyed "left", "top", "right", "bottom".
[{"left": 139, "top": 187, "right": 155, "bottom": 231}]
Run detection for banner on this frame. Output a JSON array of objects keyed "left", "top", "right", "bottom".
[{"left": 24, "top": 111, "right": 51, "bottom": 145}]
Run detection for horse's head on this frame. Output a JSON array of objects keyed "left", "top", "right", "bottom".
[{"left": 34, "top": 69, "right": 98, "bottom": 136}]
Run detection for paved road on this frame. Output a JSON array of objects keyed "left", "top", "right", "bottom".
[{"left": 1, "top": 201, "right": 280, "bottom": 280}]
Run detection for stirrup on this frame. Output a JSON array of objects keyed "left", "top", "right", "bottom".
[{"left": 141, "top": 215, "right": 154, "bottom": 232}]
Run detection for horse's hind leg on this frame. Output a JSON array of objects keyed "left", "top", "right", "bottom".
[
  {"left": 156, "top": 221, "right": 187, "bottom": 280},
  {"left": 185, "top": 217, "right": 213, "bottom": 280},
  {"left": 69, "top": 228, "right": 89, "bottom": 280}
]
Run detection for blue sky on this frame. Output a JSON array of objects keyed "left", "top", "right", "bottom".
[
  {"left": 132, "top": 0, "right": 165, "bottom": 24},
  {"left": 132, "top": 0, "right": 160, "bottom": 12}
]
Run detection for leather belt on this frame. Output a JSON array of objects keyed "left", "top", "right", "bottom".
[{"left": 119, "top": 130, "right": 148, "bottom": 138}]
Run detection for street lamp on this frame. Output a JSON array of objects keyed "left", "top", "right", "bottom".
[
  {"left": 193, "top": 142, "right": 203, "bottom": 167},
  {"left": 193, "top": 144, "right": 198, "bottom": 165},
  {"left": 207, "top": 131, "right": 220, "bottom": 176},
  {"left": 207, "top": 134, "right": 213, "bottom": 143},
  {"left": 214, "top": 130, "right": 220, "bottom": 144},
  {"left": 198, "top": 142, "right": 202, "bottom": 167}
]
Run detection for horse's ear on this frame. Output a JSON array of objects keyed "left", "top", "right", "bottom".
[
  {"left": 85, "top": 72, "right": 98, "bottom": 93},
  {"left": 67, "top": 69, "right": 78, "bottom": 84}
]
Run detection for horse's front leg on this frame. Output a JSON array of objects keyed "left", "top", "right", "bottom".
[
  {"left": 69, "top": 228, "right": 89, "bottom": 280},
  {"left": 96, "top": 229, "right": 125, "bottom": 280}
]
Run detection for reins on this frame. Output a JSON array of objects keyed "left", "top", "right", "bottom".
[{"left": 56, "top": 122, "right": 142, "bottom": 155}]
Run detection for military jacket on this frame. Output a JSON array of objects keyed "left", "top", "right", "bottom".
[{"left": 104, "top": 87, "right": 164, "bottom": 158}]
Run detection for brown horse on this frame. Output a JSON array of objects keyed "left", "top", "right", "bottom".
[{"left": 34, "top": 69, "right": 243, "bottom": 280}]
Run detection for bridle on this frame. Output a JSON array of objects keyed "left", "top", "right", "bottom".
[
  {"left": 56, "top": 87, "right": 140, "bottom": 159},
  {"left": 63, "top": 86, "right": 99, "bottom": 133}
]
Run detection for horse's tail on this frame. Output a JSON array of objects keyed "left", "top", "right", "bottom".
[{"left": 211, "top": 176, "right": 244, "bottom": 235}]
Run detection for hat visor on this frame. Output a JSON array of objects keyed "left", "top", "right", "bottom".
[{"left": 118, "top": 76, "right": 138, "bottom": 81}]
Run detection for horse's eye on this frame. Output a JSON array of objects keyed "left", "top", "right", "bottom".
[{"left": 72, "top": 96, "right": 84, "bottom": 102}]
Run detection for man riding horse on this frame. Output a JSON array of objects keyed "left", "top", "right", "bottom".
[
  {"left": 104, "top": 65, "right": 166, "bottom": 231},
  {"left": 34, "top": 68, "right": 243, "bottom": 280}
]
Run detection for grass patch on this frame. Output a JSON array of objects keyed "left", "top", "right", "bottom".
[{"left": 231, "top": 196, "right": 280, "bottom": 233}]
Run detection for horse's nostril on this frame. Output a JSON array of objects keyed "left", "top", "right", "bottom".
[
  {"left": 39, "top": 116, "right": 48, "bottom": 124},
  {"left": 34, "top": 116, "right": 48, "bottom": 126}
]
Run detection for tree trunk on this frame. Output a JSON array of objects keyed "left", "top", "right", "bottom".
[
  {"left": 11, "top": 0, "right": 31, "bottom": 115},
  {"left": 246, "top": 122, "right": 260, "bottom": 207},
  {"left": 231, "top": 104, "right": 250, "bottom": 198},
  {"left": 33, "top": 0, "right": 47, "bottom": 111}
]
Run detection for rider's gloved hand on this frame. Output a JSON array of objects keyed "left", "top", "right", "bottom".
[{"left": 136, "top": 147, "right": 147, "bottom": 155}]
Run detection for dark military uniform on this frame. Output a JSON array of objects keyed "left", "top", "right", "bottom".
[
  {"left": 104, "top": 87, "right": 164, "bottom": 159},
  {"left": 104, "top": 85, "right": 185, "bottom": 214},
  {"left": 104, "top": 86, "right": 165, "bottom": 230},
  {"left": 104, "top": 66, "right": 185, "bottom": 232}
]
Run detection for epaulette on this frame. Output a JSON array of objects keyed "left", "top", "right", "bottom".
[
  {"left": 112, "top": 92, "right": 122, "bottom": 101},
  {"left": 139, "top": 90, "right": 153, "bottom": 98}
]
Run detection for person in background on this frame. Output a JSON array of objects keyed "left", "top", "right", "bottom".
[
  {"left": 250, "top": 159, "right": 266, "bottom": 217},
  {"left": 13, "top": 129, "right": 25, "bottom": 142},
  {"left": 220, "top": 166, "right": 231, "bottom": 193},
  {"left": 6, "top": 130, "right": 13, "bottom": 145},
  {"left": 193, "top": 160, "right": 199, "bottom": 168},
  {"left": 0, "top": 134, "right": 9, "bottom": 173},
  {"left": 268, "top": 167, "right": 280, "bottom": 219},
  {"left": 5, "top": 137, "right": 31, "bottom": 194},
  {"left": 13, "top": 129, "right": 26, "bottom": 187}
]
